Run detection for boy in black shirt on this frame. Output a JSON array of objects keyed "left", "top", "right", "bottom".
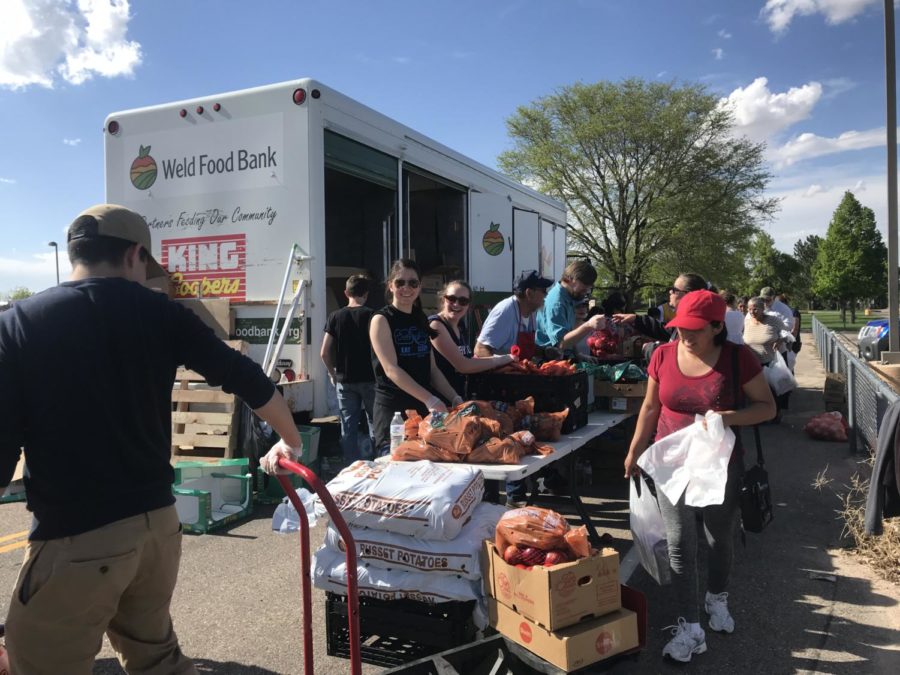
[{"left": 321, "top": 275, "right": 376, "bottom": 463}]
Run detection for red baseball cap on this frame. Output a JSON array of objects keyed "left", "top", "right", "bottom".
[{"left": 667, "top": 290, "right": 726, "bottom": 330}]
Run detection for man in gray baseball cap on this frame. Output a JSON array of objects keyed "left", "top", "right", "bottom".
[
  {"left": 67, "top": 203, "right": 168, "bottom": 280},
  {"left": 1, "top": 204, "right": 303, "bottom": 673}
]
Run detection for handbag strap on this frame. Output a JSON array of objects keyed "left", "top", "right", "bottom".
[{"left": 731, "top": 346, "right": 765, "bottom": 468}]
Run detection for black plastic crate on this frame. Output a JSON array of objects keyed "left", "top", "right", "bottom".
[
  {"left": 324, "top": 592, "right": 477, "bottom": 668},
  {"left": 466, "top": 371, "right": 589, "bottom": 434}
]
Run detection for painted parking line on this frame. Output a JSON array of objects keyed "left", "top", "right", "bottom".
[
  {"left": 0, "top": 530, "right": 28, "bottom": 544},
  {"left": 0, "top": 530, "right": 28, "bottom": 555}
]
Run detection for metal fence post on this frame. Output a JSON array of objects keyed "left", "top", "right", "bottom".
[{"left": 846, "top": 359, "right": 858, "bottom": 454}]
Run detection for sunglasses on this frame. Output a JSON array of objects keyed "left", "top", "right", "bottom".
[
  {"left": 393, "top": 278, "right": 420, "bottom": 288},
  {"left": 444, "top": 294, "right": 471, "bottom": 306},
  {"left": 669, "top": 287, "right": 688, "bottom": 295}
]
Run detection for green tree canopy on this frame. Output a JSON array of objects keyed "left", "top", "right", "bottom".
[
  {"left": 813, "top": 192, "right": 886, "bottom": 321},
  {"left": 746, "top": 232, "right": 799, "bottom": 297},
  {"left": 6, "top": 287, "right": 33, "bottom": 301},
  {"left": 792, "top": 234, "right": 822, "bottom": 308},
  {"left": 498, "top": 78, "right": 778, "bottom": 307}
]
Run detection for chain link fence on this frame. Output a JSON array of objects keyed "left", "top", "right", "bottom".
[{"left": 812, "top": 316, "right": 898, "bottom": 453}]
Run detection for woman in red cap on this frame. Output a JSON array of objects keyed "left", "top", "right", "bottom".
[{"left": 623, "top": 290, "right": 776, "bottom": 663}]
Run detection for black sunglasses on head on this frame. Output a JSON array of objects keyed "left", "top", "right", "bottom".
[
  {"left": 444, "top": 294, "right": 470, "bottom": 306},
  {"left": 393, "top": 278, "right": 420, "bottom": 288}
]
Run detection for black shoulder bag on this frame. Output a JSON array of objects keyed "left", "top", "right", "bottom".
[{"left": 731, "top": 348, "right": 774, "bottom": 533}]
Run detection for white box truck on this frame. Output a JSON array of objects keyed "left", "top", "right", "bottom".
[{"left": 104, "top": 78, "right": 567, "bottom": 418}]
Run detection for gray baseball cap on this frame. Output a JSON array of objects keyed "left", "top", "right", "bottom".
[{"left": 67, "top": 204, "right": 167, "bottom": 279}]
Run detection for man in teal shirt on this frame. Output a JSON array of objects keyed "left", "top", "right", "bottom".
[{"left": 536, "top": 259, "right": 606, "bottom": 349}]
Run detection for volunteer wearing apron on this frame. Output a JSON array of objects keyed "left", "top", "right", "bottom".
[
  {"left": 428, "top": 279, "right": 514, "bottom": 399},
  {"left": 370, "top": 259, "right": 461, "bottom": 456},
  {"left": 474, "top": 270, "right": 552, "bottom": 359},
  {"left": 474, "top": 270, "right": 552, "bottom": 505}
]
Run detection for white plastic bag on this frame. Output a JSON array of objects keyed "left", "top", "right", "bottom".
[
  {"left": 764, "top": 351, "right": 796, "bottom": 396},
  {"left": 785, "top": 349, "right": 797, "bottom": 371},
  {"left": 272, "top": 488, "right": 322, "bottom": 533},
  {"left": 637, "top": 411, "right": 735, "bottom": 507},
  {"left": 629, "top": 474, "right": 671, "bottom": 585}
]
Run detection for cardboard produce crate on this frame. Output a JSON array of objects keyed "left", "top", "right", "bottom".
[
  {"left": 482, "top": 540, "right": 620, "bottom": 631},
  {"left": 489, "top": 599, "right": 639, "bottom": 672}
]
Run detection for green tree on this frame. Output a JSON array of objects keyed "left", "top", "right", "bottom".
[
  {"left": 6, "top": 287, "right": 33, "bottom": 301},
  {"left": 814, "top": 192, "right": 886, "bottom": 323},
  {"left": 792, "top": 235, "right": 822, "bottom": 309},
  {"left": 498, "top": 78, "right": 778, "bottom": 307},
  {"left": 746, "top": 232, "right": 799, "bottom": 297}
]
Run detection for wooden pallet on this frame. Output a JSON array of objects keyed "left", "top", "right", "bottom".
[{"left": 171, "top": 340, "right": 248, "bottom": 460}]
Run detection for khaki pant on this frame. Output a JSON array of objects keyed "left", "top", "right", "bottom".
[{"left": 6, "top": 505, "right": 197, "bottom": 675}]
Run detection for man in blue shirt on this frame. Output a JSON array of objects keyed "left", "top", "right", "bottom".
[{"left": 536, "top": 259, "right": 606, "bottom": 350}]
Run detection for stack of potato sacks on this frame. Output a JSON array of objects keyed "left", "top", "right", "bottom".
[
  {"left": 393, "top": 398, "right": 569, "bottom": 464},
  {"left": 312, "top": 459, "right": 506, "bottom": 629},
  {"left": 482, "top": 506, "right": 640, "bottom": 671}
]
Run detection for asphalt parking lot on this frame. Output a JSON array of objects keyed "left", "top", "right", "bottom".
[{"left": 2, "top": 339, "right": 899, "bottom": 674}]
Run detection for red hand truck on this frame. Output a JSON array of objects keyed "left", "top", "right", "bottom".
[{"left": 276, "top": 458, "right": 361, "bottom": 675}]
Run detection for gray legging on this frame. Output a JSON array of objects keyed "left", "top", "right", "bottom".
[{"left": 656, "top": 459, "right": 742, "bottom": 623}]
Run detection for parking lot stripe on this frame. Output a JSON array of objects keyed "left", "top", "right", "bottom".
[
  {"left": 0, "top": 539, "right": 27, "bottom": 555},
  {"left": 0, "top": 530, "right": 28, "bottom": 544}
]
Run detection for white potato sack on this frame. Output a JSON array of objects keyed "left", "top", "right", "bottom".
[
  {"left": 323, "top": 502, "right": 507, "bottom": 579},
  {"left": 318, "top": 460, "right": 484, "bottom": 540}
]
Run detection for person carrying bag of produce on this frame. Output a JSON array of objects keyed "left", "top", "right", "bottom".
[{"left": 623, "top": 290, "right": 775, "bottom": 664}]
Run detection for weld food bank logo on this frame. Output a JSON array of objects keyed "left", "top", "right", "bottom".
[
  {"left": 161, "top": 233, "right": 246, "bottom": 300},
  {"left": 130, "top": 145, "right": 157, "bottom": 190},
  {"left": 482, "top": 222, "right": 504, "bottom": 256}
]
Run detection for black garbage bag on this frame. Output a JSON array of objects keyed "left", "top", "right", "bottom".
[{"left": 238, "top": 402, "right": 279, "bottom": 468}]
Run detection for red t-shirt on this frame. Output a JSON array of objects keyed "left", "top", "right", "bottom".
[{"left": 648, "top": 341, "right": 762, "bottom": 441}]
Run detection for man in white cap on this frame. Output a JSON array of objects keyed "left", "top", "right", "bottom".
[{"left": 0, "top": 204, "right": 299, "bottom": 674}]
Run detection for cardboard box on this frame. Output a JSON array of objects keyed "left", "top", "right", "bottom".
[
  {"left": 489, "top": 599, "right": 639, "bottom": 671},
  {"left": 482, "top": 540, "right": 620, "bottom": 630},
  {"left": 609, "top": 396, "right": 642, "bottom": 414},
  {"left": 594, "top": 380, "right": 648, "bottom": 399}
]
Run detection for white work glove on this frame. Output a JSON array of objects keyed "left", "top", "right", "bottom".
[
  {"left": 260, "top": 439, "right": 303, "bottom": 475},
  {"left": 450, "top": 395, "right": 464, "bottom": 407},
  {"left": 587, "top": 314, "right": 607, "bottom": 331},
  {"left": 425, "top": 395, "right": 448, "bottom": 413}
]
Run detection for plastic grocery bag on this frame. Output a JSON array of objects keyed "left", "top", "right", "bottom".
[
  {"left": 629, "top": 474, "right": 671, "bottom": 585},
  {"left": 272, "top": 488, "right": 322, "bottom": 533},
  {"left": 764, "top": 351, "right": 797, "bottom": 396},
  {"left": 637, "top": 411, "right": 735, "bottom": 507}
]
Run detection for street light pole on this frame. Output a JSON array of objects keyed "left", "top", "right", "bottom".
[
  {"left": 884, "top": 0, "right": 900, "bottom": 361},
  {"left": 47, "top": 241, "right": 59, "bottom": 286}
]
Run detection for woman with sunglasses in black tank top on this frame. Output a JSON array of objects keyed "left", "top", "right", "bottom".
[{"left": 429, "top": 280, "right": 515, "bottom": 399}]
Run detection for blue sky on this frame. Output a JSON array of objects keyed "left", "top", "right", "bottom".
[{"left": 0, "top": 0, "right": 894, "bottom": 294}]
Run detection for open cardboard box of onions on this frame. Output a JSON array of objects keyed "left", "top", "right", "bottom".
[{"left": 481, "top": 540, "right": 621, "bottom": 632}]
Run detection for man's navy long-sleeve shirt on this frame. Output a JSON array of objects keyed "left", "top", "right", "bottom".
[{"left": 0, "top": 278, "right": 275, "bottom": 540}]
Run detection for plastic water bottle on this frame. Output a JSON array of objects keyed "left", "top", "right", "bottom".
[{"left": 389, "top": 412, "right": 404, "bottom": 451}]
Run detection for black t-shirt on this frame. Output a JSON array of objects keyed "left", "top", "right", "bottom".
[
  {"left": 372, "top": 305, "right": 433, "bottom": 411},
  {"left": 429, "top": 314, "right": 471, "bottom": 397},
  {"left": 324, "top": 305, "right": 375, "bottom": 383},
  {"left": 0, "top": 278, "right": 275, "bottom": 540}
]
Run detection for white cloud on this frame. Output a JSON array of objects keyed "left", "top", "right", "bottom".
[
  {"left": 712, "top": 48, "right": 725, "bottom": 60},
  {"left": 804, "top": 184, "right": 825, "bottom": 197},
  {"left": 657, "top": 70, "right": 668, "bottom": 78},
  {"left": 822, "top": 76, "right": 857, "bottom": 99},
  {"left": 0, "top": 250, "right": 71, "bottom": 295},
  {"left": 62, "top": 137, "right": 81, "bottom": 146},
  {"left": 719, "top": 77, "right": 822, "bottom": 143},
  {"left": 0, "top": 177, "right": 16, "bottom": 184},
  {"left": 761, "top": 0, "right": 880, "bottom": 34},
  {"left": 392, "top": 56, "right": 411, "bottom": 65},
  {"left": 718, "top": 29, "right": 732, "bottom": 39},
  {"left": 772, "top": 126, "right": 885, "bottom": 166},
  {"left": 0, "top": 0, "right": 141, "bottom": 90},
  {"left": 766, "top": 167, "right": 887, "bottom": 251}
]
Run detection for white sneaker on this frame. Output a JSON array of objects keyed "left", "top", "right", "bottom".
[
  {"left": 705, "top": 591, "right": 735, "bottom": 633},
  {"left": 662, "top": 617, "right": 707, "bottom": 662}
]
